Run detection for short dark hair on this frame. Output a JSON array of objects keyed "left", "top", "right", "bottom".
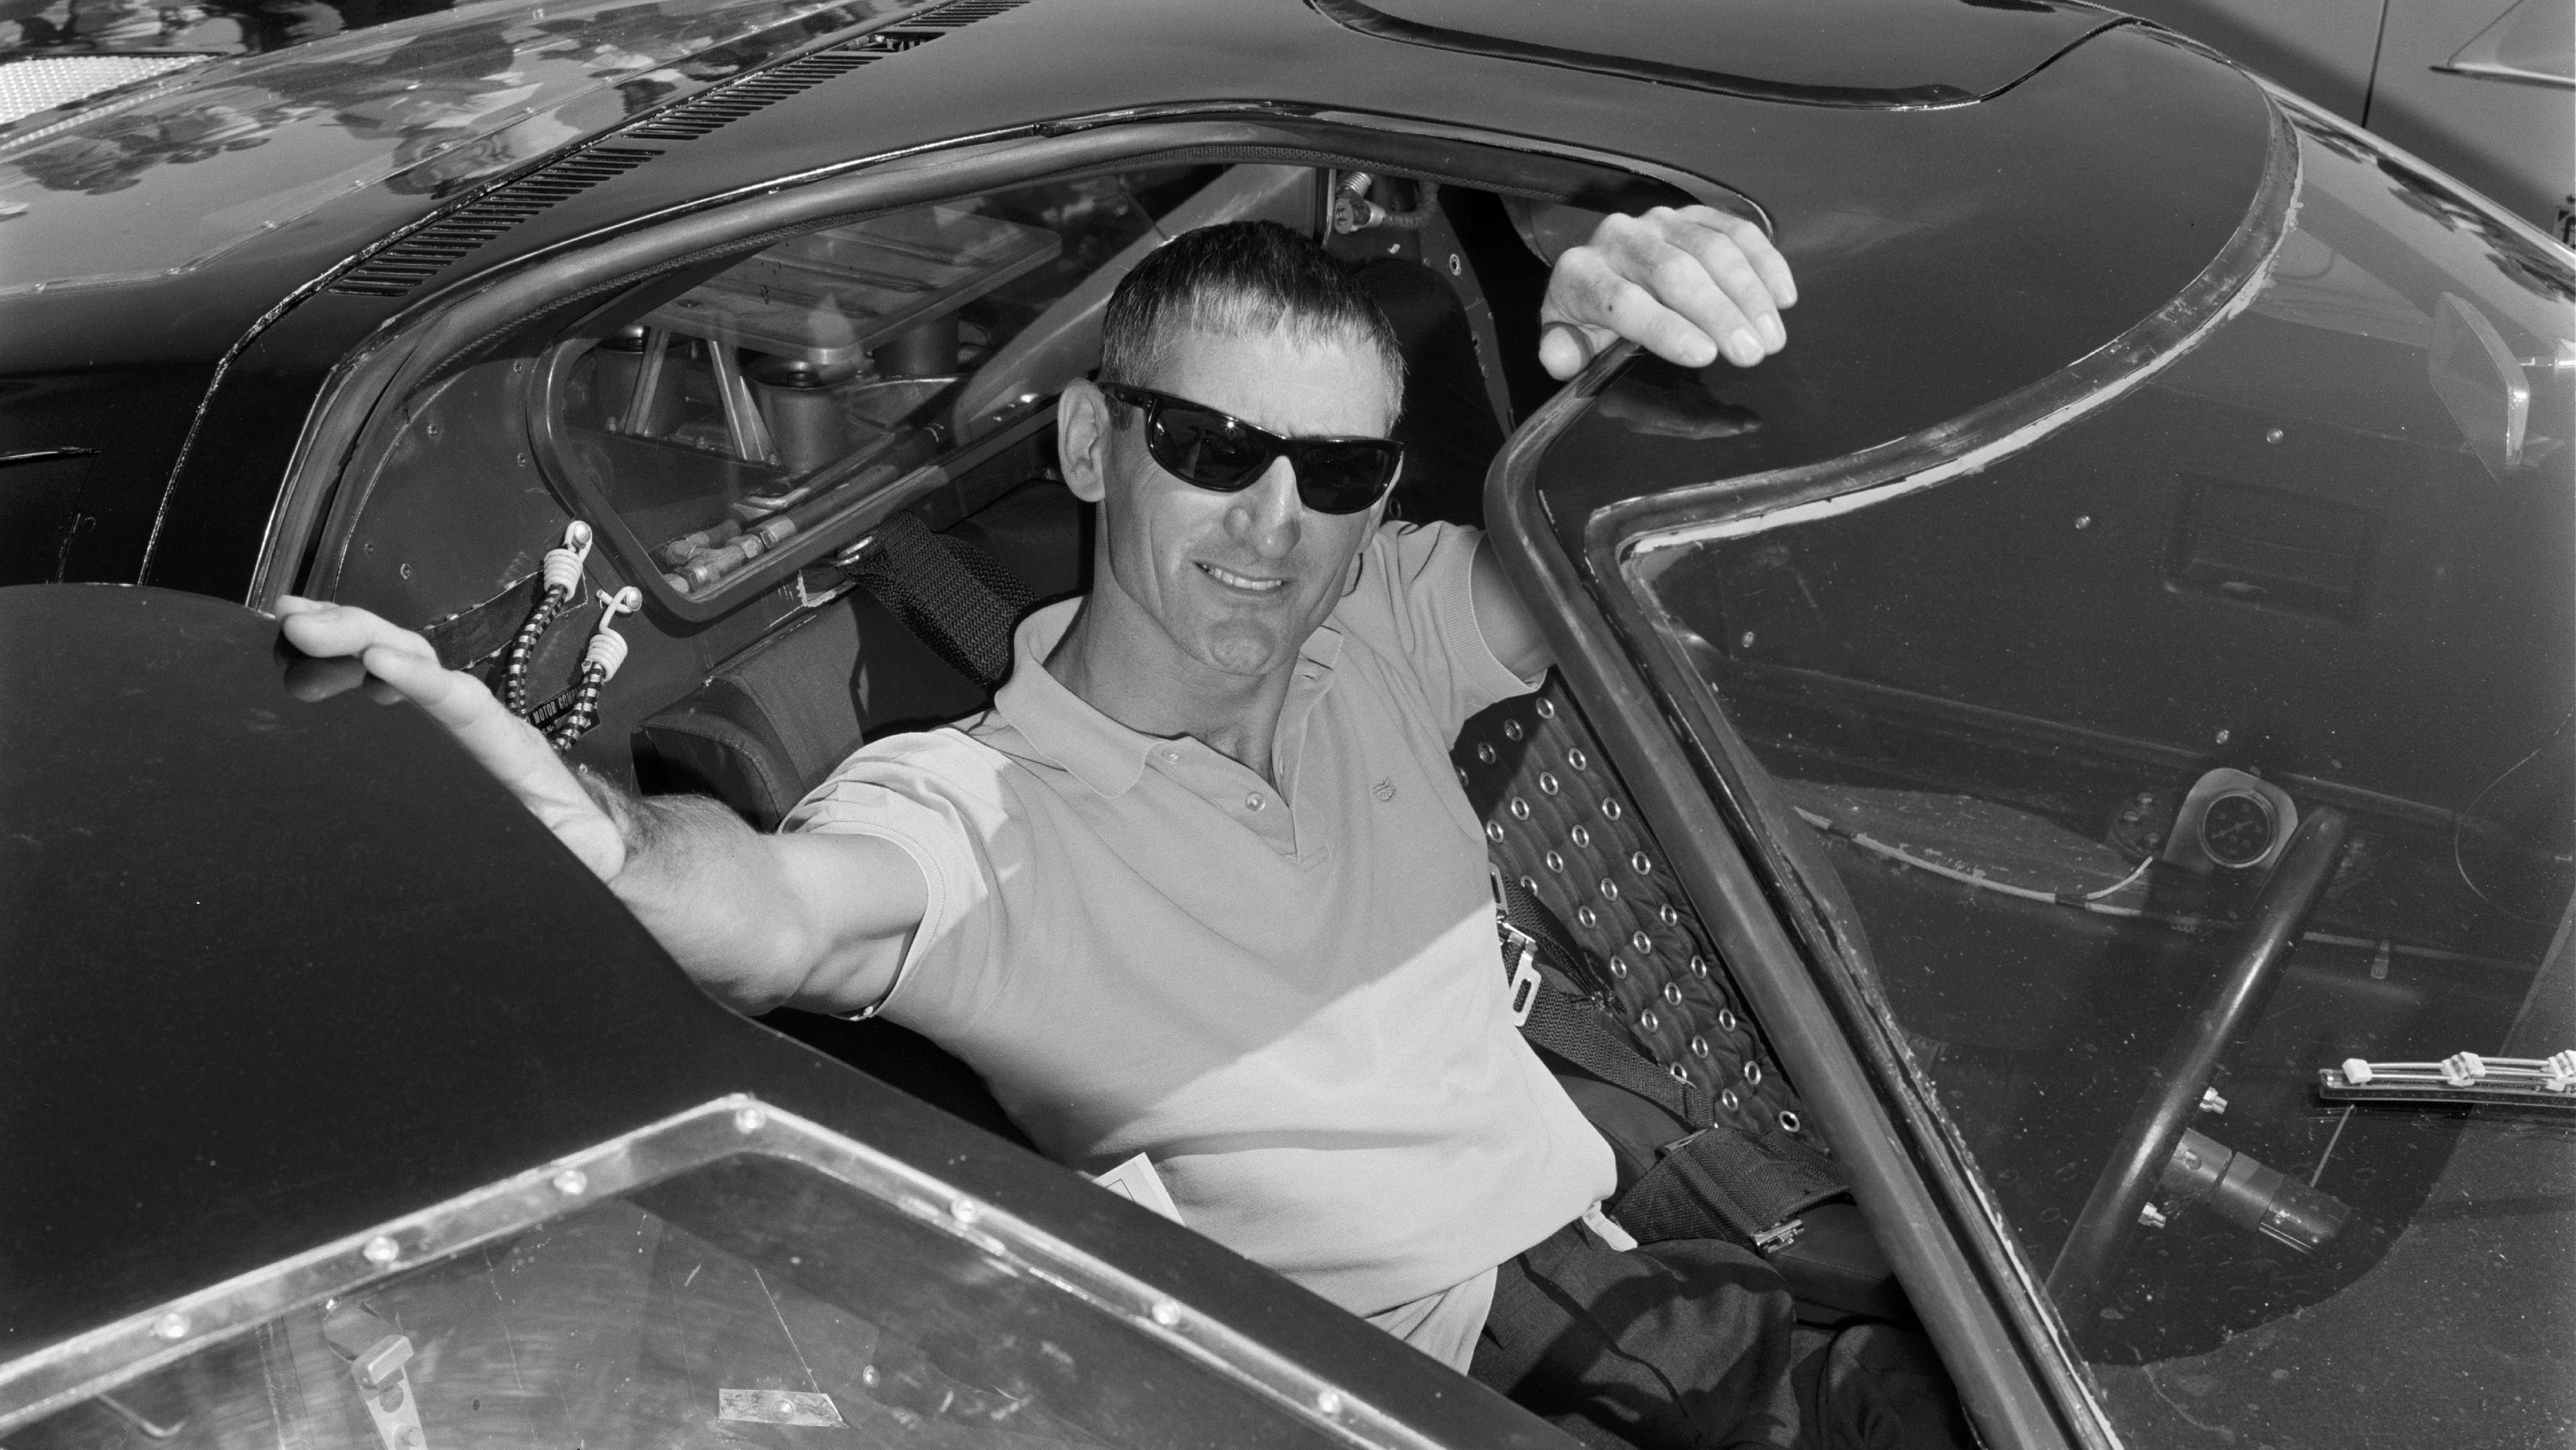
[{"left": 1098, "top": 220, "right": 1405, "bottom": 420}]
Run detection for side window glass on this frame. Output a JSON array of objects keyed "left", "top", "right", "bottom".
[{"left": 536, "top": 164, "right": 1314, "bottom": 615}]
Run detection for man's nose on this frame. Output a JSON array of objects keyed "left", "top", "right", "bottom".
[{"left": 1224, "top": 456, "right": 1303, "bottom": 557}]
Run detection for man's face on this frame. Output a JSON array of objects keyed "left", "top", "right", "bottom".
[{"left": 1076, "top": 325, "right": 1399, "bottom": 681}]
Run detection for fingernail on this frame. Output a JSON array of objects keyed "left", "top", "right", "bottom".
[
  {"left": 1729, "top": 329, "right": 1760, "bottom": 365},
  {"left": 1683, "top": 336, "right": 1718, "bottom": 366},
  {"left": 1758, "top": 315, "right": 1786, "bottom": 349}
]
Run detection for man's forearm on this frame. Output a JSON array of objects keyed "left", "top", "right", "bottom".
[{"left": 575, "top": 771, "right": 918, "bottom": 1015}]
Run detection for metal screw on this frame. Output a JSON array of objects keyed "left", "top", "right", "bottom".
[
  {"left": 2264, "top": 427, "right": 2285, "bottom": 444},
  {"left": 1150, "top": 1300, "right": 1181, "bottom": 1327},
  {"left": 398, "top": 563, "right": 412, "bottom": 579},
  {"left": 950, "top": 1198, "right": 981, "bottom": 1225},
  {"left": 2138, "top": 1203, "right": 2170, "bottom": 1229},
  {"left": 363, "top": 1236, "right": 400, "bottom": 1266},
  {"left": 2199, "top": 1087, "right": 2229, "bottom": 1114},
  {"left": 1447, "top": 254, "right": 1461, "bottom": 276},
  {"left": 153, "top": 1313, "right": 190, "bottom": 1341},
  {"left": 1316, "top": 1390, "right": 1343, "bottom": 1415},
  {"left": 733, "top": 1106, "right": 766, "bottom": 1134},
  {"left": 552, "top": 1169, "right": 588, "bottom": 1196},
  {"left": 2214, "top": 729, "right": 2231, "bottom": 745},
  {"left": 1740, "top": 631, "right": 1755, "bottom": 649},
  {"left": 2074, "top": 515, "right": 2093, "bottom": 530},
  {"left": 516, "top": 453, "right": 530, "bottom": 467},
  {"left": 424, "top": 422, "right": 440, "bottom": 440}
]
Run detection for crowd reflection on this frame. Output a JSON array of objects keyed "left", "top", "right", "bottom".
[{"left": 1, "top": 0, "right": 896, "bottom": 202}]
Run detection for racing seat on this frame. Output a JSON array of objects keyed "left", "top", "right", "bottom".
[{"left": 1452, "top": 686, "right": 1913, "bottom": 1327}]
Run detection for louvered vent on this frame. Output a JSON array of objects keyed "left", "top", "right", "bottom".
[
  {"left": 330, "top": 146, "right": 663, "bottom": 297},
  {"left": 320, "top": 0, "right": 1030, "bottom": 300},
  {"left": 623, "top": 48, "right": 887, "bottom": 140}
]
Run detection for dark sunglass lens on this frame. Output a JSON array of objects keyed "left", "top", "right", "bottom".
[
  {"left": 1293, "top": 441, "right": 1402, "bottom": 513},
  {"left": 1153, "top": 402, "right": 1273, "bottom": 489}
]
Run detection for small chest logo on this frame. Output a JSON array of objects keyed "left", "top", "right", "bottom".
[{"left": 1372, "top": 778, "right": 1397, "bottom": 802}]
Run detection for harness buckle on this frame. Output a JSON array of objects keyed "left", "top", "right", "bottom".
[{"left": 1502, "top": 920, "right": 1541, "bottom": 1028}]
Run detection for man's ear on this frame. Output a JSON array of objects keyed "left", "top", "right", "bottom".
[{"left": 1059, "top": 379, "right": 1114, "bottom": 504}]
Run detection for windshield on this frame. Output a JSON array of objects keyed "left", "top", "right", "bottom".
[
  {"left": 1593, "top": 109, "right": 2575, "bottom": 1444},
  {"left": 6, "top": 1138, "right": 1355, "bottom": 1450}
]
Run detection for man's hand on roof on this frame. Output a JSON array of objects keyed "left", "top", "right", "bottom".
[
  {"left": 1538, "top": 205, "right": 1797, "bottom": 379},
  {"left": 275, "top": 596, "right": 630, "bottom": 881}
]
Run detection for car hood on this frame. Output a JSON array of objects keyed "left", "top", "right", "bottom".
[
  {"left": 1309, "top": 0, "right": 2123, "bottom": 107},
  {"left": 0, "top": 0, "right": 917, "bottom": 297}
]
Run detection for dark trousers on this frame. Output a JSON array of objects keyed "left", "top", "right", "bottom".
[
  {"left": 1471, "top": 1221, "right": 1799, "bottom": 1450},
  {"left": 1470, "top": 1222, "right": 1967, "bottom": 1450}
]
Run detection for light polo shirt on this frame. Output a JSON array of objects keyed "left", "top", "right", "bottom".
[{"left": 783, "top": 520, "right": 1615, "bottom": 1342}]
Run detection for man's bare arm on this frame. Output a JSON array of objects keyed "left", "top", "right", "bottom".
[
  {"left": 1470, "top": 205, "right": 1800, "bottom": 673},
  {"left": 274, "top": 596, "right": 922, "bottom": 1015}
]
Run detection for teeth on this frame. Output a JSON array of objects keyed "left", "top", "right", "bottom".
[{"left": 1202, "top": 564, "right": 1286, "bottom": 592}]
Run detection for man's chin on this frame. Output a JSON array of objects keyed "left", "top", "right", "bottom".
[{"left": 1193, "top": 619, "right": 1294, "bottom": 677}]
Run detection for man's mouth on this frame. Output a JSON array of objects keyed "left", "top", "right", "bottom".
[{"left": 1197, "top": 562, "right": 1289, "bottom": 594}]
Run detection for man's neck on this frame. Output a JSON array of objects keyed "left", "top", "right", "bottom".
[{"left": 1043, "top": 594, "right": 1302, "bottom": 786}]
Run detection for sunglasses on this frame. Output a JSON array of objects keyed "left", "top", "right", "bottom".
[{"left": 1098, "top": 382, "right": 1403, "bottom": 515}]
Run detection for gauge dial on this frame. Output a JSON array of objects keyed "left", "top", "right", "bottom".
[{"left": 2199, "top": 789, "right": 2277, "bottom": 868}]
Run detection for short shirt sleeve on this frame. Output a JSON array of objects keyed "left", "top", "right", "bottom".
[
  {"left": 778, "top": 728, "right": 1016, "bottom": 1029},
  {"left": 1328, "top": 520, "right": 1539, "bottom": 736}
]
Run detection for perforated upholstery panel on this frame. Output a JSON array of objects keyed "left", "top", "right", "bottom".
[{"left": 1455, "top": 675, "right": 1816, "bottom": 1144}]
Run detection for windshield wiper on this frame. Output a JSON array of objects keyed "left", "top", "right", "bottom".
[{"left": 2321, "top": 1051, "right": 2576, "bottom": 1110}]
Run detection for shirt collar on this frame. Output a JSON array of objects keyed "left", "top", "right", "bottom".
[{"left": 991, "top": 597, "right": 1346, "bottom": 798}]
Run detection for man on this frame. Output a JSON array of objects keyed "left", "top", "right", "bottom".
[{"left": 283, "top": 205, "right": 1817, "bottom": 1445}]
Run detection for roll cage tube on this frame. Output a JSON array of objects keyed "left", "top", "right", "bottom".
[
  {"left": 1480, "top": 342, "right": 2101, "bottom": 1450},
  {"left": 2044, "top": 807, "right": 2351, "bottom": 1319}
]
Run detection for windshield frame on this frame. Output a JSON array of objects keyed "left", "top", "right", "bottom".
[{"left": 0, "top": 1093, "right": 1438, "bottom": 1450}]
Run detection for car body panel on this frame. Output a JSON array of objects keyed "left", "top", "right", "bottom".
[
  {"left": 2108, "top": 0, "right": 2574, "bottom": 234},
  {"left": 1306, "top": 0, "right": 2121, "bottom": 107},
  {"left": 0, "top": 582, "right": 1568, "bottom": 1450}
]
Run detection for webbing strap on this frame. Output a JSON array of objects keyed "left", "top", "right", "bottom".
[
  {"left": 845, "top": 512, "right": 1032, "bottom": 688},
  {"left": 1521, "top": 979, "right": 1714, "bottom": 1126},
  {"left": 1617, "top": 1124, "right": 1847, "bottom": 1249}
]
